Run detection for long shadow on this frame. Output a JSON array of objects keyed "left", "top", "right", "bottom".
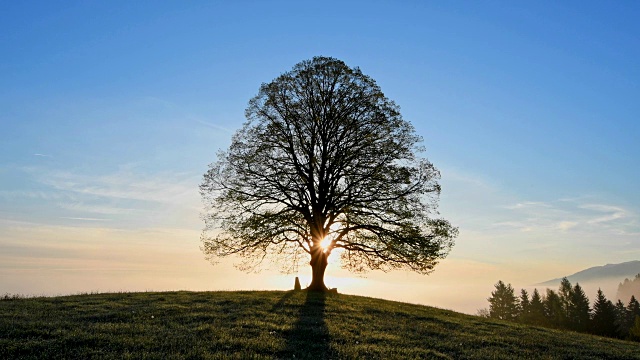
[
  {"left": 280, "top": 291, "right": 332, "bottom": 359},
  {"left": 270, "top": 290, "right": 296, "bottom": 312}
]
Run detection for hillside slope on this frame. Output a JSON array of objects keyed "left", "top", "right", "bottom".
[{"left": 1, "top": 291, "right": 638, "bottom": 359}]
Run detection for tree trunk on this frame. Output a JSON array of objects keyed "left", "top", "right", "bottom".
[{"left": 307, "top": 246, "right": 329, "bottom": 291}]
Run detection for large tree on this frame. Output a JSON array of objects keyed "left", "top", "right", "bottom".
[{"left": 200, "top": 56, "right": 457, "bottom": 291}]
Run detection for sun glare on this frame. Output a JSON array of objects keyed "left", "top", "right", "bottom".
[{"left": 319, "top": 237, "right": 332, "bottom": 251}]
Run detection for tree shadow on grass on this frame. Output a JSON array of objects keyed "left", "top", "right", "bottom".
[
  {"left": 270, "top": 290, "right": 296, "bottom": 312},
  {"left": 279, "top": 291, "right": 333, "bottom": 359}
]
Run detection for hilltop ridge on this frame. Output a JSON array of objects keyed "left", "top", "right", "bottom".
[{"left": 1, "top": 290, "right": 639, "bottom": 359}]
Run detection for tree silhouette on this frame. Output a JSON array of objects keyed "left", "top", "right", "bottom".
[
  {"left": 544, "top": 289, "right": 563, "bottom": 328},
  {"left": 518, "top": 289, "right": 531, "bottom": 323},
  {"left": 200, "top": 56, "right": 457, "bottom": 291},
  {"left": 484, "top": 280, "right": 640, "bottom": 341},
  {"left": 629, "top": 316, "right": 640, "bottom": 341},
  {"left": 591, "top": 289, "right": 618, "bottom": 337},
  {"left": 628, "top": 296, "right": 640, "bottom": 324},
  {"left": 626, "top": 296, "right": 640, "bottom": 340},
  {"left": 568, "top": 283, "right": 590, "bottom": 332},
  {"left": 617, "top": 273, "right": 640, "bottom": 302},
  {"left": 529, "top": 289, "right": 546, "bottom": 326},
  {"left": 558, "top": 277, "right": 572, "bottom": 328},
  {"left": 488, "top": 281, "right": 519, "bottom": 321},
  {"left": 614, "top": 299, "right": 628, "bottom": 338}
]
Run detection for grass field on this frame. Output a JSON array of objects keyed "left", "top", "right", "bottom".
[{"left": 1, "top": 290, "right": 639, "bottom": 359}]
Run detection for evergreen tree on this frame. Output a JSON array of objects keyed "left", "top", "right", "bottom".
[
  {"left": 628, "top": 295, "right": 640, "bottom": 322},
  {"left": 627, "top": 296, "right": 640, "bottom": 340},
  {"left": 529, "top": 288, "right": 546, "bottom": 326},
  {"left": 544, "top": 289, "right": 563, "bottom": 328},
  {"left": 629, "top": 316, "right": 640, "bottom": 342},
  {"left": 518, "top": 289, "right": 531, "bottom": 323},
  {"left": 614, "top": 299, "right": 628, "bottom": 338},
  {"left": 488, "top": 280, "right": 519, "bottom": 321},
  {"left": 558, "top": 277, "right": 573, "bottom": 328},
  {"left": 568, "top": 283, "right": 590, "bottom": 332},
  {"left": 590, "top": 288, "right": 618, "bottom": 338},
  {"left": 617, "top": 273, "right": 640, "bottom": 303}
]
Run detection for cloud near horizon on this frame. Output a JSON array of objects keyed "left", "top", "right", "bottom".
[
  {"left": 6, "top": 165, "right": 203, "bottom": 230},
  {"left": 439, "top": 168, "right": 640, "bottom": 267}
]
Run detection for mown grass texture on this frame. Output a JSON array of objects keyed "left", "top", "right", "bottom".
[{"left": 1, "top": 290, "right": 639, "bottom": 359}]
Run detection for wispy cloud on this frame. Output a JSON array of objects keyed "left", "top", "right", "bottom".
[
  {"left": 500, "top": 198, "right": 638, "bottom": 236},
  {"left": 33, "top": 153, "right": 52, "bottom": 158},
  {"left": 60, "top": 217, "right": 111, "bottom": 221},
  {"left": 556, "top": 221, "right": 578, "bottom": 231},
  {"left": 137, "top": 95, "right": 237, "bottom": 134},
  {"left": 0, "top": 190, "right": 65, "bottom": 200},
  {"left": 504, "top": 201, "right": 551, "bottom": 210},
  {"left": 580, "top": 204, "right": 628, "bottom": 224},
  {"left": 58, "top": 202, "right": 139, "bottom": 215},
  {"left": 14, "top": 165, "right": 203, "bottom": 230},
  {"left": 195, "top": 119, "right": 234, "bottom": 134},
  {"left": 36, "top": 168, "right": 199, "bottom": 206}
]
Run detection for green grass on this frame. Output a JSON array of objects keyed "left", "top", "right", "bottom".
[{"left": 1, "top": 290, "right": 639, "bottom": 359}]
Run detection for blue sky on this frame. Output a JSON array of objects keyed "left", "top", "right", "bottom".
[{"left": 1, "top": 1, "right": 639, "bottom": 313}]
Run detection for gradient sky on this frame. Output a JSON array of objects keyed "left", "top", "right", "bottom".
[{"left": 1, "top": 1, "right": 639, "bottom": 313}]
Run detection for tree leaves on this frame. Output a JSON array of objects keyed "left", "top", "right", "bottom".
[{"left": 201, "top": 56, "right": 457, "bottom": 275}]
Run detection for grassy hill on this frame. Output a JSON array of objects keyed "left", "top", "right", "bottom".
[{"left": 1, "top": 290, "right": 639, "bottom": 359}]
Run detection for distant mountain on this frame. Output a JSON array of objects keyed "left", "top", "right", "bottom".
[{"left": 538, "top": 260, "right": 640, "bottom": 286}]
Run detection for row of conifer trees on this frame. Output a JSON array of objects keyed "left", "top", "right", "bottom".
[{"left": 483, "top": 278, "right": 640, "bottom": 341}]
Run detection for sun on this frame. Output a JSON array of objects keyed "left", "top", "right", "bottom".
[{"left": 319, "top": 237, "right": 332, "bottom": 252}]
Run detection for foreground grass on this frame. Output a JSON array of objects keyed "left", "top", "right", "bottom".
[{"left": 1, "top": 291, "right": 639, "bottom": 359}]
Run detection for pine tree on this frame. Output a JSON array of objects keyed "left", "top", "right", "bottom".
[
  {"left": 488, "top": 280, "right": 519, "bottom": 321},
  {"left": 614, "top": 299, "right": 628, "bottom": 338},
  {"left": 544, "top": 289, "right": 563, "bottom": 328},
  {"left": 629, "top": 316, "right": 640, "bottom": 342},
  {"left": 628, "top": 295, "right": 640, "bottom": 321},
  {"left": 568, "top": 283, "right": 590, "bottom": 332},
  {"left": 627, "top": 296, "right": 640, "bottom": 340},
  {"left": 617, "top": 273, "right": 640, "bottom": 304},
  {"left": 518, "top": 289, "right": 531, "bottom": 323},
  {"left": 558, "top": 277, "right": 573, "bottom": 328},
  {"left": 529, "top": 288, "right": 546, "bottom": 326},
  {"left": 590, "top": 289, "right": 618, "bottom": 338}
]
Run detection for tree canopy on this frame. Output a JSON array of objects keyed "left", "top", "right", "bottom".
[{"left": 200, "top": 56, "right": 457, "bottom": 290}]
